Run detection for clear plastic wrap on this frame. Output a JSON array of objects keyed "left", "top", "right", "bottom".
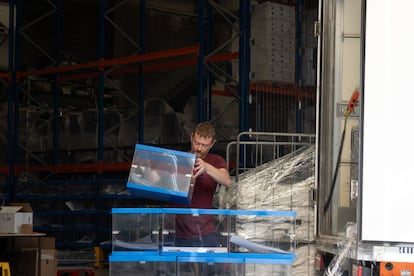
[
  {"left": 232, "top": 146, "right": 315, "bottom": 242},
  {"left": 323, "top": 223, "right": 357, "bottom": 276}
]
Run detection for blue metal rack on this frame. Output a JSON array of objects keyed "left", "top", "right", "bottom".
[{"left": 8, "top": 0, "right": 247, "bottom": 252}]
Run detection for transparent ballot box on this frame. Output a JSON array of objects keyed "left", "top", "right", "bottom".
[
  {"left": 177, "top": 256, "right": 293, "bottom": 276},
  {"left": 109, "top": 253, "right": 294, "bottom": 276},
  {"left": 111, "top": 208, "right": 296, "bottom": 257},
  {"left": 127, "top": 144, "right": 196, "bottom": 205},
  {"left": 110, "top": 208, "right": 296, "bottom": 275},
  {"left": 111, "top": 209, "right": 162, "bottom": 251}
]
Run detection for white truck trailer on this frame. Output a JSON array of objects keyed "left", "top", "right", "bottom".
[{"left": 316, "top": 0, "right": 414, "bottom": 274}]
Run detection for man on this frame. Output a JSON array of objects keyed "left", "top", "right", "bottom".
[
  {"left": 189, "top": 121, "right": 232, "bottom": 207},
  {"left": 172, "top": 121, "right": 232, "bottom": 247}
]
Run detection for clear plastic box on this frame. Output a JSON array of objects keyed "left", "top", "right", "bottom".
[
  {"left": 111, "top": 208, "right": 296, "bottom": 256},
  {"left": 109, "top": 253, "right": 293, "bottom": 276},
  {"left": 127, "top": 144, "right": 196, "bottom": 205},
  {"left": 110, "top": 208, "right": 296, "bottom": 275}
]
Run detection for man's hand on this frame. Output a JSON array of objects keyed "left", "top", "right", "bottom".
[
  {"left": 193, "top": 158, "right": 207, "bottom": 178},
  {"left": 193, "top": 158, "right": 232, "bottom": 187}
]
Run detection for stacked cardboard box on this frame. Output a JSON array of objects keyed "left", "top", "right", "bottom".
[
  {"left": 232, "top": 2, "right": 296, "bottom": 84},
  {"left": 251, "top": 2, "right": 296, "bottom": 83},
  {"left": 7, "top": 237, "right": 57, "bottom": 276},
  {"left": 0, "top": 203, "right": 33, "bottom": 234}
]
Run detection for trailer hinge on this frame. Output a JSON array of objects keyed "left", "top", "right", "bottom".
[
  {"left": 314, "top": 21, "right": 321, "bottom": 37},
  {"left": 311, "top": 188, "right": 317, "bottom": 202}
]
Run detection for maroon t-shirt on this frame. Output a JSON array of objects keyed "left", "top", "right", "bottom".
[{"left": 172, "top": 153, "right": 227, "bottom": 238}]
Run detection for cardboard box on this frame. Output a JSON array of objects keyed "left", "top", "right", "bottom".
[
  {"left": 9, "top": 237, "right": 55, "bottom": 250},
  {"left": 11, "top": 237, "right": 57, "bottom": 276},
  {"left": 16, "top": 248, "right": 57, "bottom": 276},
  {"left": 0, "top": 203, "right": 33, "bottom": 233},
  {"left": 127, "top": 144, "right": 196, "bottom": 205}
]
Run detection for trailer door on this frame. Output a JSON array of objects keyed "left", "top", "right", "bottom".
[{"left": 361, "top": 0, "right": 414, "bottom": 243}]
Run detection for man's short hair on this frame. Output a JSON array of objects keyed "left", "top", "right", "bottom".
[{"left": 193, "top": 121, "right": 215, "bottom": 140}]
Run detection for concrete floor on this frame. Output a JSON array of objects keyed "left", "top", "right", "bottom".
[
  {"left": 56, "top": 267, "right": 109, "bottom": 276},
  {"left": 95, "top": 268, "right": 109, "bottom": 276}
]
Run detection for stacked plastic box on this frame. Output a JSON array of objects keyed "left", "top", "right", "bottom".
[
  {"left": 109, "top": 208, "right": 296, "bottom": 275},
  {"left": 114, "top": 144, "right": 297, "bottom": 275}
]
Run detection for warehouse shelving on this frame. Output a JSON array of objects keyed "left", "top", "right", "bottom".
[
  {"left": 0, "top": 0, "right": 251, "bottom": 255},
  {"left": 0, "top": 1, "right": 318, "bottom": 263}
]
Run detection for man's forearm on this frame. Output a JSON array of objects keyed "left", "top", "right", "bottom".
[{"left": 206, "top": 165, "right": 232, "bottom": 187}]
